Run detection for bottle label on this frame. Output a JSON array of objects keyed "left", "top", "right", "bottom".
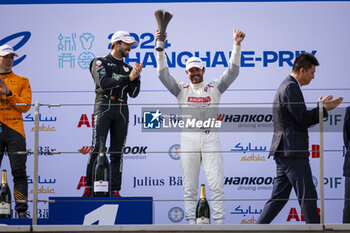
[
  {"left": 0, "top": 202, "right": 11, "bottom": 215},
  {"left": 94, "top": 180, "right": 108, "bottom": 192},
  {"left": 196, "top": 217, "right": 210, "bottom": 224}
]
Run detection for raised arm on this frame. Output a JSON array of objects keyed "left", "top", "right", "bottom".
[
  {"left": 155, "top": 31, "right": 181, "bottom": 97},
  {"left": 217, "top": 29, "right": 245, "bottom": 93}
]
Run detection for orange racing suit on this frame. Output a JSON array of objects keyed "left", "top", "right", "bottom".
[
  {"left": 0, "top": 72, "right": 31, "bottom": 137},
  {"left": 0, "top": 71, "right": 31, "bottom": 215}
]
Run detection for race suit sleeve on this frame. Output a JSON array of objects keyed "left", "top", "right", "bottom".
[
  {"left": 128, "top": 77, "right": 140, "bottom": 98},
  {"left": 216, "top": 45, "right": 241, "bottom": 93},
  {"left": 156, "top": 50, "right": 181, "bottom": 97},
  {"left": 6, "top": 78, "right": 32, "bottom": 113},
  {"left": 91, "top": 58, "right": 129, "bottom": 91}
]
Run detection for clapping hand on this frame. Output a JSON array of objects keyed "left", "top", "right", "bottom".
[
  {"left": 0, "top": 79, "right": 10, "bottom": 97},
  {"left": 319, "top": 95, "right": 343, "bottom": 111},
  {"left": 129, "top": 62, "right": 143, "bottom": 81}
]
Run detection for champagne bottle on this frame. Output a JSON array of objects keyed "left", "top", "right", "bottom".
[
  {"left": 0, "top": 170, "right": 11, "bottom": 218},
  {"left": 196, "top": 184, "right": 210, "bottom": 224},
  {"left": 93, "top": 137, "right": 111, "bottom": 197}
]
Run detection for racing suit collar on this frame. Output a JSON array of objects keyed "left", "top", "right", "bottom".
[
  {"left": 190, "top": 81, "right": 205, "bottom": 90},
  {"left": 107, "top": 53, "right": 123, "bottom": 63},
  {"left": 0, "top": 71, "right": 12, "bottom": 76}
]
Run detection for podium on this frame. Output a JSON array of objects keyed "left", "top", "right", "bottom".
[{"left": 0, "top": 197, "right": 153, "bottom": 225}]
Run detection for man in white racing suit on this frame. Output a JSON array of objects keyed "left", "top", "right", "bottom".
[{"left": 155, "top": 29, "right": 245, "bottom": 224}]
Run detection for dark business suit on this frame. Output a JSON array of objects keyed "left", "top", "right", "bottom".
[
  {"left": 343, "top": 107, "right": 350, "bottom": 223},
  {"left": 257, "top": 75, "right": 327, "bottom": 224}
]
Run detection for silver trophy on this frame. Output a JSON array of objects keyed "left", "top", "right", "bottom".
[{"left": 154, "top": 9, "right": 173, "bottom": 51}]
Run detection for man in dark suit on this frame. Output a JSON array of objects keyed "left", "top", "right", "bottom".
[
  {"left": 257, "top": 53, "right": 343, "bottom": 224},
  {"left": 343, "top": 106, "right": 350, "bottom": 223}
]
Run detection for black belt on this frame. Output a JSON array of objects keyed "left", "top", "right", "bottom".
[{"left": 105, "top": 95, "right": 125, "bottom": 103}]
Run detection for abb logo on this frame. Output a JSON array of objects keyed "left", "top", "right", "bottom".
[
  {"left": 77, "top": 176, "right": 87, "bottom": 190},
  {"left": 308, "top": 144, "right": 320, "bottom": 158},
  {"left": 78, "top": 114, "right": 94, "bottom": 128},
  {"left": 286, "top": 208, "right": 320, "bottom": 222}
]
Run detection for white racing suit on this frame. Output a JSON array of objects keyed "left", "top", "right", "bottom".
[{"left": 157, "top": 45, "right": 241, "bottom": 224}]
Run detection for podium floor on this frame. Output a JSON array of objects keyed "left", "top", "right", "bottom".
[{"left": 2, "top": 224, "right": 350, "bottom": 233}]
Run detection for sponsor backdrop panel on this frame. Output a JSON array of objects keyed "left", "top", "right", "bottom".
[{"left": 0, "top": 1, "right": 349, "bottom": 224}]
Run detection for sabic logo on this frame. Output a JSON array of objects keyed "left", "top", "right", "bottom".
[
  {"left": 240, "top": 153, "right": 266, "bottom": 161},
  {"left": 30, "top": 124, "right": 56, "bottom": 132},
  {"left": 240, "top": 216, "right": 257, "bottom": 224},
  {"left": 286, "top": 208, "right": 320, "bottom": 222},
  {"left": 29, "top": 186, "right": 55, "bottom": 194}
]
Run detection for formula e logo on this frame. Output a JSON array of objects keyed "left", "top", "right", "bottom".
[
  {"left": 0, "top": 31, "right": 31, "bottom": 66},
  {"left": 143, "top": 109, "right": 161, "bottom": 129}
]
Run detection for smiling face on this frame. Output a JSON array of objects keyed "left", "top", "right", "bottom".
[
  {"left": 186, "top": 67, "right": 205, "bottom": 84},
  {"left": 112, "top": 41, "right": 133, "bottom": 59},
  {"left": 0, "top": 54, "right": 14, "bottom": 73}
]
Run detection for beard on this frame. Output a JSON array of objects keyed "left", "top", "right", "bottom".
[
  {"left": 190, "top": 75, "right": 203, "bottom": 84},
  {"left": 122, "top": 49, "right": 130, "bottom": 57}
]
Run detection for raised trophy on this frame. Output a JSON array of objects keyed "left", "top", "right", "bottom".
[{"left": 154, "top": 9, "right": 173, "bottom": 51}]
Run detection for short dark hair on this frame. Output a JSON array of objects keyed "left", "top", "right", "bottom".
[
  {"left": 292, "top": 53, "right": 319, "bottom": 72},
  {"left": 111, "top": 41, "right": 122, "bottom": 50}
]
